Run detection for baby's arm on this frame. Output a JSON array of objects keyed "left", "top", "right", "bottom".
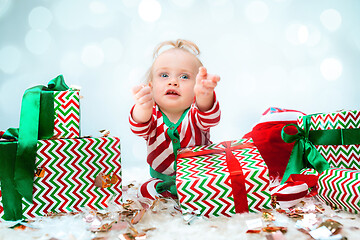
[
  {"left": 194, "top": 67, "right": 220, "bottom": 112},
  {"left": 131, "top": 85, "right": 154, "bottom": 123}
]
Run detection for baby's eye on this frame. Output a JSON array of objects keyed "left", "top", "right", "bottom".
[
  {"left": 160, "top": 73, "right": 169, "bottom": 78},
  {"left": 180, "top": 74, "right": 189, "bottom": 80}
]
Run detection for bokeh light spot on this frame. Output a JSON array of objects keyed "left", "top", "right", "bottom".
[
  {"left": 28, "top": 6, "right": 53, "bottom": 30},
  {"left": 245, "top": 1, "right": 269, "bottom": 23},
  {"left": 0, "top": 0, "right": 12, "bottom": 18},
  {"left": 320, "top": 9, "right": 342, "bottom": 32},
  {"left": 286, "top": 23, "right": 309, "bottom": 45},
  {"left": 0, "top": 46, "right": 22, "bottom": 74},
  {"left": 320, "top": 58, "right": 342, "bottom": 81},
  {"left": 298, "top": 25, "right": 309, "bottom": 44},
  {"left": 306, "top": 25, "right": 322, "bottom": 47},
  {"left": 138, "top": 0, "right": 161, "bottom": 22},
  {"left": 81, "top": 44, "right": 104, "bottom": 67},
  {"left": 25, "top": 29, "right": 52, "bottom": 55}
]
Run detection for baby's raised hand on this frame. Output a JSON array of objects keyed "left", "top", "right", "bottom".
[
  {"left": 194, "top": 67, "right": 220, "bottom": 112},
  {"left": 194, "top": 67, "right": 220, "bottom": 97},
  {"left": 132, "top": 85, "right": 154, "bottom": 109},
  {"left": 131, "top": 84, "right": 154, "bottom": 123}
]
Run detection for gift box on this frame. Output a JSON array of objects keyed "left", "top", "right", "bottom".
[
  {"left": 317, "top": 168, "right": 360, "bottom": 214},
  {"left": 298, "top": 110, "right": 360, "bottom": 170},
  {"left": 15, "top": 75, "right": 81, "bottom": 140},
  {"left": 52, "top": 90, "right": 80, "bottom": 139},
  {"left": 176, "top": 138, "right": 272, "bottom": 218},
  {"left": 0, "top": 136, "right": 122, "bottom": 219}
]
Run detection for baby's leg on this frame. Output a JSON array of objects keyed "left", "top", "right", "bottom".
[{"left": 138, "top": 178, "right": 177, "bottom": 200}]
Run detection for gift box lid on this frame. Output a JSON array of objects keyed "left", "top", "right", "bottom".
[{"left": 298, "top": 110, "right": 360, "bottom": 131}]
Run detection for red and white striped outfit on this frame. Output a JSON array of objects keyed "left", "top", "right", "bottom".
[{"left": 129, "top": 95, "right": 221, "bottom": 199}]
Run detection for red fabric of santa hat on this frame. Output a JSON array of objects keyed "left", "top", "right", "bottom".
[{"left": 243, "top": 107, "right": 306, "bottom": 182}]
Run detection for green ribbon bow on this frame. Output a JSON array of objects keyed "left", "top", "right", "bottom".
[
  {"left": 0, "top": 75, "right": 69, "bottom": 220},
  {"left": 281, "top": 120, "right": 330, "bottom": 184}
]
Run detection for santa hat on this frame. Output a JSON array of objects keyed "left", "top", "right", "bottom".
[{"left": 243, "top": 107, "right": 306, "bottom": 181}]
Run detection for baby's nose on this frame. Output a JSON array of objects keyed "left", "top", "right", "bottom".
[{"left": 168, "top": 77, "right": 178, "bottom": 86}]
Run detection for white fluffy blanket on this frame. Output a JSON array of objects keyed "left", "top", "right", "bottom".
[{"left": 0, "top": 180, "right": 359, "bottom": 240}]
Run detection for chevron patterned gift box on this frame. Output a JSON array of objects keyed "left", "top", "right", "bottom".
[
  {"left": 298, "top": 110, "right": 360, "bottom": 169},
  {"left": 176, "top": 138, "right": 272, "bottom": 218},
  {"left": 317, "top": 168, "right": 360, "bottom": 213},
  {"left": 0, "top": 136, "right": 121, "bottom": 219},
  {"left": 52, "top": 90, "right": 80, "bottom": 139}
]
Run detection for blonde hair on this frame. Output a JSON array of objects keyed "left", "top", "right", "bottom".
[{"left": 146, "top": 39, "right": 203, "bottom": 83}]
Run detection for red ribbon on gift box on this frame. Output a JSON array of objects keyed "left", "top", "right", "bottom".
[{"left": 178, "top": 141, "right": 255, "bottom": 214}]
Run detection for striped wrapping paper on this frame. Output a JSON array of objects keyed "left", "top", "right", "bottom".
[
  {"left": 317, "top": 168, "right": 360, "bottom": 214},
  {"left": 0, "top": 136, "right": 122, "bottom": 219},
  {"left": 176, "top": 138, "right": 272, "bottom": 218},
  {"left": 53, "top": 90, "right": 80, "bottom": 139}
]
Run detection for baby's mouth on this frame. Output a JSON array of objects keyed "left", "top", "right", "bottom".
[{"left": 165, "top": 90, "right": 180, "bottom": 96}]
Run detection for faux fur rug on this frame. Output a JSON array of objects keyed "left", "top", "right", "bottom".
[{"left": 0, "top": 179, "right": 359, "bottom": 240}]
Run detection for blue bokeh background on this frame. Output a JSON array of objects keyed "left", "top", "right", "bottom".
[{"left": 1, "top": 0, "right": 360, "bottom": 182}]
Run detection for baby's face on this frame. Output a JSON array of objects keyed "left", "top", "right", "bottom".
[{"left": 150, "top": 49, "right": 201, "bottom": 115}]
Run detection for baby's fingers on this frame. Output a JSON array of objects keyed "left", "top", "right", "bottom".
[
  {"left": 133, "top": 86, "right": 151, "bottom": 100},
  {"left": 137, "top": 92, "right": 153, "bottom": 105},
  {"left": 208, "top": 74, "right": 220, "bottom": 83},
  {"left": 132, "top": 85, "right": 144, "bottom": 95},
  {"left": 196, "top": 67, "right": 207, "bottom": 83},
  {"left": 201, "top": 79, "right": 218, "bottom": 89}
]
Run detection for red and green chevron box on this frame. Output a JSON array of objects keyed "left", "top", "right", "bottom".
[
  {"left": 176, "top": 138, "right": 272, "bottom": 218},
  {"left": 52, "top": 90, "right": 80, "bottom": 139},
  {"left": 0, "top": 136, "right": 121, "bottom": 219},
  {"left": 298, "top": 110, "right": 360, "bottom": 170},
  {"left": 317, "top": 168, "right": 360, "bottom": 214}
]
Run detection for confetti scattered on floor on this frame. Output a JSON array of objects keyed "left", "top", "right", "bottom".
[{"left": 1, "top": 183, "right": 359, "bottom": 240}]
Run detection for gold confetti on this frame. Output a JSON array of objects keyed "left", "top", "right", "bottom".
[
  {"left": 35, "top": 167, "right": 45, "bottom": 178},
  {"left": 131, "top": 209, "right": 146, "bottom": 225},
  {"left": 262, "top": 226, "right": 287, "bottom": 234},
  {"left": 318, "top": 219, "right": 343, "bottom": 235},
  {"left": 262, "top": 210, "right": 275, "bottom": 222}
]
